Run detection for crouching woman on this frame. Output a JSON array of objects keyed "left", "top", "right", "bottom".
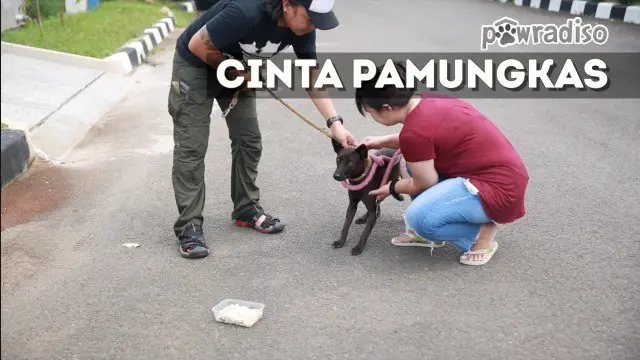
[{"left": 357, "top": 63, "right": 529, "bottom": 266}]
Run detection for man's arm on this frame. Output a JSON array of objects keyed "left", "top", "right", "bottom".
[
  {"left": 292, "top": 32, "right": 337, "bottom": 120},
  {"left": 188, "top": 25, "right": 227, "bottom": 68},
  {"left": 307, "top": 68, "right": 338, "bottom": 118},
  {"left": 187, "top": 4, "right": 250, "bottom": 69},
  {"left": 306, "top": 68, "right": 356, "bottom": 146},
  {"left": 290, "top": 31, "right": 356, "bottom": 146}
]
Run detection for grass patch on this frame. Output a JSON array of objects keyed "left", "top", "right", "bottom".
[
  {"left": 172, "top": 6, "right": 197, "bottom": 28},
  {"left": 1, "top": 122, "right": 8, "bottom": 130},
  {"left": 1, "top": 0, "right": 195, "bottom": 59}
]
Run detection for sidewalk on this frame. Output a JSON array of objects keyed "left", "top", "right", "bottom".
[
  {"left": 1, "top": 52, "right": 105, "bottom": 132},
  {"left": 0, "top": 9, "right": 179, "bottom": 188},
  {"left": 1, "top": 49, "right": 134, "bottom": 165}
]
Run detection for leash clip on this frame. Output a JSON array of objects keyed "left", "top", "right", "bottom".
[
  {"left": 221, "top": 91, "right": 239, "bottom": 118},
  {"left": 220, "top": 54, "right": 255, "bottom": 119}
]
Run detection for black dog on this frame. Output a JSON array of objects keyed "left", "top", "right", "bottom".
[{"left": 331, "top": 139, "right": 404, "bottom": 255}]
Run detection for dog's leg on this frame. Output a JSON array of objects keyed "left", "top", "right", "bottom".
[
  {"left": 333, "top": 200, "right": 358, "bottom": 249},
  {"left": 356, "top": 199, "right": 381, "bottom": 224},
  {"left": 351, "top": 199, "right": 378, "bottom": 256},
  {"left": 355, "top": 211, "right": 368, "bottom": 225}
]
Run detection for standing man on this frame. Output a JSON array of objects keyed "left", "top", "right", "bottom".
[{"left": 168, "top": 0, "right": 356, "bottom": 258}]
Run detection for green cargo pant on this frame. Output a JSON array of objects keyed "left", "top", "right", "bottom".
[{"left": 167, "top": 52, "right": 262, "bottom": 235}]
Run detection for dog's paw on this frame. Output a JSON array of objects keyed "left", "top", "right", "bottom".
[
  {"left": 332, "top": 240, "right": 345, "bottom": 249},
  {"left": 354, "top": 216, "right": 367, "bottom": 225},
  {"left": 351, "top": 246, "right": 363, "bottom": 256}
]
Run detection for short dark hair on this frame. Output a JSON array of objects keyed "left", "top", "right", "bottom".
[
  {"left": 354, "top": 61, "right": 415, "bottom": 116},
  {"left": 262, "top": 0, "right": 302, "bottom": 20}
]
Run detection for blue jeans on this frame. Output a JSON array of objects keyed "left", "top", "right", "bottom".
[{"left": 403, "top": 176, "right": 493, "bottom": 253}]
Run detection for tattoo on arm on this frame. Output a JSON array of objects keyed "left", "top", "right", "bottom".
[{"left": 196, "top": 25, "right": 225, "bottom": 68}]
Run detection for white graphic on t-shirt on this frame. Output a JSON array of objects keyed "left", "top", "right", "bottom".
[{"left": 240, "top": 40, "right": 284, "bottom": 59}]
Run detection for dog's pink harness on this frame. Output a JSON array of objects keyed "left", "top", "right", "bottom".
[{"left": 341, "top": 149, "right": 403, "bottom": 191}]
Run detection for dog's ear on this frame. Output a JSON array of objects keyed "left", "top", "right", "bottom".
[
  {"left": 331, "top": 138, "right": 343, "bottom": 154},
  {"left": 355, "top": 143, "right": 368, "bottom": 159}
]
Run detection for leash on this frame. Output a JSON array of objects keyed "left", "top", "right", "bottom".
[
  {"left": 263, "top": 87, "right": 333, "bottom": 139},
  {"left": 258, "top": 80, "right": 404, "bottom": 195},
  {"left": 341, "top": 150, "right": 404, "bottom": 199},
  {"left": 221, "top": 57, "right": 333, "bottom": 140},
  {"left": 218, "top": 57, "right": 403, "bottom": 199}
]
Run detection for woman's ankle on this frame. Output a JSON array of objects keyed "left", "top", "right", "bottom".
[{"left": 471, "top": 222, "right": 498, "bottom": 250}]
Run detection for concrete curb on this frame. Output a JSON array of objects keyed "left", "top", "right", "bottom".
[
  {"left": 1, "top": 119, "right": 35, "bottom": 190},
  {"left": 0, "top": 41, "right": 129, "bottom": 75},
  {"left": 495, "top": 0, "right": 640, "bottom": 24},
  {"left": 105, "top": 16, "right": 177, "bottom": 73},
  {"left": 2, "top": 14, "right": 178, "bottom": 77},
  {"left": 175, "top": 1, "right": 196, "bottom": 12}
]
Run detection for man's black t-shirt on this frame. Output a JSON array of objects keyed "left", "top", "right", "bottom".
[{"left": 176, "top": 0, "right": 317, "bottom": 68}]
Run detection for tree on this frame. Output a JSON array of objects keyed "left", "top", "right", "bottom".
[
  {"left": 20, "top": 0, "right": 44, "bottom": 36},
  {"left": 34, "top": 0, "right": 44, "bottom": 35},
  {"left": 59, "top": 0, "right": 65, "bottom": 26}
]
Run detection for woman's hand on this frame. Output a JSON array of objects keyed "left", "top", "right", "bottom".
[
  {"left": 360, "top": 136, "right": 386, "bottom": 150},
  {"left": 369, "top": 184, "right": 391, "bottom": 201}
]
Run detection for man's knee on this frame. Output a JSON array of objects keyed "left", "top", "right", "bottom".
[
  {"left": 227, "top": 108, "right": 262, "bottom": 155},
  {"left": 231, "top": 130, "right": 262, "bottom": 154},
  {"left": 179, "top": 143, "right": 208, "bottom": 164}
]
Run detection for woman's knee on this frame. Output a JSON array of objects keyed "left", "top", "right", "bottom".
[
  {"left": 403, "top": 178, "right": 470, "bottom": 238},
  {"left": 405, "top": 201, "right": 431, "bottom": 233},
  {"left": 404, "top": 204, "right": 442, "bottom": 241},
  {"left": 420, "top": 215, "right": 445, "bottom": 239}
]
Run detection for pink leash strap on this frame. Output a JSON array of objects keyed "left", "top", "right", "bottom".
[{"left": 341, "top": 150, "right": 403, "bottom": 191}]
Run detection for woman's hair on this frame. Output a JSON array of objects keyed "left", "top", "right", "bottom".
[
  {"left": 262, "top": 0, "right": 302, "bottom": 20},
  {"left": 354, "top": 61, "right": 416, "bottom": 116}
]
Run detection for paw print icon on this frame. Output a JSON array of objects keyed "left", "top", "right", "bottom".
[{"left": 493, "top": 18, "right": 519, "bottom": 47}]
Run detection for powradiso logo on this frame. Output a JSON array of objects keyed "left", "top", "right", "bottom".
[{"left": 481, "top": 16, "right": 609, "bottom": 50}]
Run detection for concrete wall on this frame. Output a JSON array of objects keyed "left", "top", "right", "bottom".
[
  {"left": 1, "top": 0, "right": 24, "bottom": 31},
  {"left": 65, "top": 0, "right": 87, "bottom": 13}
]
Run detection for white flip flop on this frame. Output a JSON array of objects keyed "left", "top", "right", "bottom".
[{"left": 459, "top": 241, "right": 499, "bottom": 266}]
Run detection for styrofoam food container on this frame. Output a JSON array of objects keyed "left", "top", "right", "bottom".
[{"left": 212, "top": 299, "right": 265, "bottom": 327}]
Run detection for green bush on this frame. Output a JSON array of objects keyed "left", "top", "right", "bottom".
[{"left": 25, "top": 0, "right": 63, "bottom": 20}]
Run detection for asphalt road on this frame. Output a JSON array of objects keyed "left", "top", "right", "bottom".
[{"left": 2, "top": 1, "right": 639, "bottom": 359}]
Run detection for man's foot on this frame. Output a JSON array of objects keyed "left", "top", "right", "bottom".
[
  {"left": 460, "top": 222, "right": 499, "bottom": 265},
  {"left": 177, "top": 223, "right": 209, "bottom": 259},
  {"left": 234, "top": 205, "right": 285, "bottom": 234}
]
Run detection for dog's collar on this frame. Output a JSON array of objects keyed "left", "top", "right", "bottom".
[
  {"left": 348, "top": 157, "right": 372, "bottom": 183},
  {"left": 341, "top": 150, "right": 403, "bottom": 192}
]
